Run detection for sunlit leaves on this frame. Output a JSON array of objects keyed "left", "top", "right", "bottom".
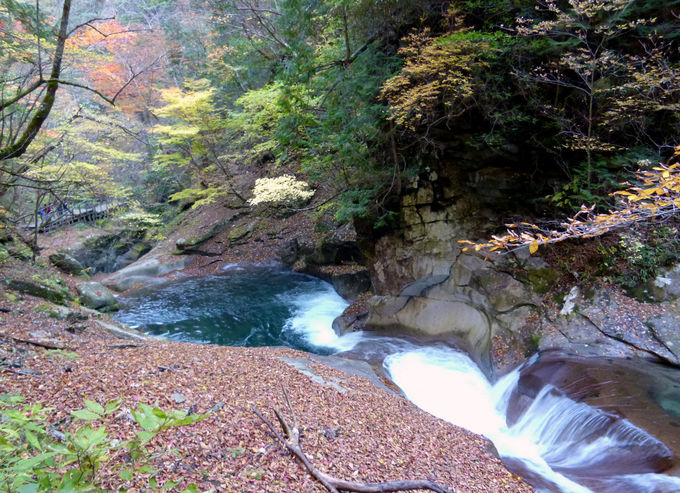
[
  {"left": 381, "top": 25, "right": 490, "bottom": 132},
  {"left": 461, "top": 156, "right": 680, "bottom": 255}
]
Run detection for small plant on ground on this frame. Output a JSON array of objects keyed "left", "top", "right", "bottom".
[
  {"left": 597, "top": 226, "right": 680, "bottom": 290},
  {"left": 0, "top": 393, "right": 209, "bottom": 492}
]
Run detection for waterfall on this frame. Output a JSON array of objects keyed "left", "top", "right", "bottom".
[{"left": 384, "top": 347, "right": 680, "bottom": 493}]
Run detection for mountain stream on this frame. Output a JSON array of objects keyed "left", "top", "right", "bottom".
[{"left": 114, "top": 266, "right": 680, "bottom": 493}]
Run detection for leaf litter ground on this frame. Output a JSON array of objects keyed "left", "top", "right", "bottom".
[{"left": 0, "top": 293, "right": 534, "bottom": 492}]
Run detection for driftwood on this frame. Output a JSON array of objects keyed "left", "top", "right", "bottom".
[
  {"left": 105, "top": 343, "right": 145, "bottom": 349},
  {"left": 253, "top": 386, "right": 455, "bottom": 493},
  {"left": 0, "top": 333, "right": 68, "bottom": 350}
]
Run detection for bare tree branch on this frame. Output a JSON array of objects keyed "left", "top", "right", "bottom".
[
  {"left": 0, "top": 79, "right": 45, "bottom": 112},
  {"left": 253, "top": 388, "right": 455, "bottom": 493},
  {"left": 67, "top": 16, "right": 116, "bottom": 37}
]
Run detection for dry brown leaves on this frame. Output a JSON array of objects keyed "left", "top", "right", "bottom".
[{"left": 0, "top": 294, "right": 534, "bottom": 493}]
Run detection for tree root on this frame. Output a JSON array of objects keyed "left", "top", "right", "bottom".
[{"left": 253, "top": 385, "right": 455, "bottom": 493}]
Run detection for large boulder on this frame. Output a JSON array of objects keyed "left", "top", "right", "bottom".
[
  {"left": 68, "top": 230, "right": 153, "bottom": 275},
  {"left": 49, "top": 251, "right": 88, "bottom": 277},
  {"left": 101, "top": 256, "right": 193, "bottom": 292},
  {"left": 539, "top": 288, "right": 680, "bottom": 366},
  {"left": 76, "top": 282, "right": 119, "bottom": 312},
  {"left": 363, "top": 257, "right": 544, "bottom": 372}
]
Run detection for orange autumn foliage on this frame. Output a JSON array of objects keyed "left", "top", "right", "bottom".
[{"left": 67, "top": 19, "right": 167, "bottom": 114}]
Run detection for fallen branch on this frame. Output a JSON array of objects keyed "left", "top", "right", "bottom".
[
  {"left": 105, "top": 343, "right": 145, "bottom": 349},
  {"left": 0, "top": 333, "right": 68, "bottom": 350},
  {"left": 253, "top": 386, "right": 455, "bottom": 493}
]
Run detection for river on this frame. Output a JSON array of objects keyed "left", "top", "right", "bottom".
[{"left": 114, "top": 266, "right": 680, "bottom": 493}]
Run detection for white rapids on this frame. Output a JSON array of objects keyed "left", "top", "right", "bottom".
[{"left": 383, "top": 346, "right": 680, "bottom": 493}]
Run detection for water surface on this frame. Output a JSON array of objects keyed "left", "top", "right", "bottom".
[{"left": 114, "top": 265, "right": 356, "bottom": 353}]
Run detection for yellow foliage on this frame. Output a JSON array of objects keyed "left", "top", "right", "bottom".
[
  {"left": 380, "top": 25, "right": 489, "bottom": 131},
  {"left": 461, "top": 154, "right": 680, "bottom": 255}
]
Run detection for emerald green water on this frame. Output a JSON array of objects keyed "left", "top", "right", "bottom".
[{"left": 113, "top": 266, "right": 355, "bottom": 354}]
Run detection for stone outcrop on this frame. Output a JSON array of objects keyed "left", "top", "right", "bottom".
[
  {"left": 364, "top": 255, "right": 544, "bottom": 371},
  {"left": 540, "top": 288, "right": 680, "bottom": 366},
  {"left": 5, "top": 278, "right": 73, "bottom": 305},
  {"left": 67, "top": 230, "right": 153, "bottom": 275},
  {"left": 76, "top": 282, "right": 119, "bottom": 312},
  {"left": 278, "top": 237, "right": 372, "bottom": 301},
  {"left": 102, "top": 255, "right": 193, "bottom": 292},
  {"left": 347, "top": 163, "right": 680, "bottom": 372},
  {"left": 49, "top": 251, "right": 88, "bottom": 277}
]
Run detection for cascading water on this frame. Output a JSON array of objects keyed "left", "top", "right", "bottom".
[
  {"left": 383, "top": 347, "right": 680, "bottom": 493},
  {"left": 115, "top": 268, "right": 680, "bottom": 492}
]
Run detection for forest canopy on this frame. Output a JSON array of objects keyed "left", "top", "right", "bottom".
[{"left": 0, "top": 0, "right": 679, "bottom": 236}]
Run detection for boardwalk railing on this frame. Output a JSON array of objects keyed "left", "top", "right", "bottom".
[{"left": 19, "top": 201, "right": 124, "bottom": 232}]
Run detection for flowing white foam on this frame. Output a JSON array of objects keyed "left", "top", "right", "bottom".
[
  {"left": 384, "top": 346, "right": 678, "bottom": 493},
  {"left": 283, "top": 284, "right": 362, "bottom": 351}
]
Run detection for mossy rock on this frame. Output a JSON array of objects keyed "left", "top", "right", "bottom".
[
  {"left": 76, "top": 282, "right": 119, "bottom": 311},
  {"left": 49, "top": 251, "right": 89, "bottom": 277},
  {"left": 5, "top": 279, "right": 73, "bottom": 305},
  {"left": 36, "top": 302, "right": 89, "bottom": 321},
  {"left": 228, "top": 223, "right": 254, "bottom": 243},
  {"left": 176, "top": 236, "right": 202, "bottom": 251},
  {"left": 6, "top": 238, "right": 33, "bottom": 261},
  {"left": 0, "top": 246, "right": 10, "bottom": 265},
  {"left": 525, "top": 267, "right": 560, "bottom": 295}
]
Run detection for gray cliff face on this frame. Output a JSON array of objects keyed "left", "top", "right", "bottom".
[
  {"left": 365, "top": 253, "right": 543, "bottom": 372},
  {"left": 355, "top": 167, "right": 680, "bottom": 372}
]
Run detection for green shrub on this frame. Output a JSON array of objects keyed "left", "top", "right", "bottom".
[
  {"left": 598, "top": 226, "right": 680, "bottom": 290},
  {"left": 0, "top": 394, "right": 209, "bottom": 492}
]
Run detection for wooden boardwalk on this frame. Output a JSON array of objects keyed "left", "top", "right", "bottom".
[{"left": 20, "top": 202, "right": 122, "bottom": 232}]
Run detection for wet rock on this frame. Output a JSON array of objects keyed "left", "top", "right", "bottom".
[
  {"left": 332, "top": 311, "right": 368, "bottom": 335},
  {"left": 330, "top": 270, "right": 371, "bottom": 301},
  {"left": 508, "top": 352, "right": 680, "bottom": 480},
  {"left": 277, "top": 238, "right": 299, "bottom": 266},
  {"left": 363, "top": 258, "right": 540, "bottom": 371},
  {"left": 76, "top": 282, "right": 119, "bottom": 312}
]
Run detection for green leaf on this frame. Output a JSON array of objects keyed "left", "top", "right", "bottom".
[
  {"left": 84, "top": 400, "right": 105, "bottom": 415},
  {"left": 120, "top": 469, "right": 133, "bottom": 481},
  {"left": 17, "top": 483, "right": 39, "bottom": 493},
  {"left": 70, "top": 409, "right": 100, "bottom": 421},
  {"left": 24, "top": 429, "right": 42, "bottom": 451},
  {"left": 136, "top": 430, "right": 156, "bottom": 445},
  {"left": 14, "top": 452, "right": 58, "bottom": 471},
  {"left": 105, "top": 397, "right": 123, "bottom": 415},
  {"left": 149, "top": 477, "right": 158, "bottom": 488},
  {"left": 151, "top": 407, "right": 167, "bottom": 420}
]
